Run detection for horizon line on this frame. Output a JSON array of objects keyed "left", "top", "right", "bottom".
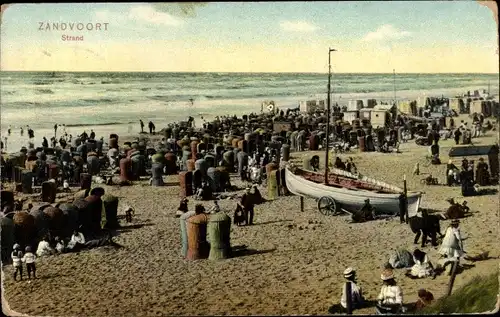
[{"left": 1, "top": 70, "right": 499, "bottom": 75}]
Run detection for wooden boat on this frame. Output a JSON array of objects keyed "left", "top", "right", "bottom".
[{"left": 285, "top": 166, "right": 422, "bottom": 216}]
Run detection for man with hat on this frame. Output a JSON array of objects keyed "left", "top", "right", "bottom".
[
  {"left": 340, "top": 267, "right": 365, "bottom": 312},
  {"left": 438, "top": 219, "right": 465, "bottom": 273}
]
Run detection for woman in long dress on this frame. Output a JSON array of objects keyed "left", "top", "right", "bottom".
[
  {"left": 438, "top": 219, "right": 464, "bottom": 259},
  {"left": 438, "top": 219, "right": 464, "bottom": 272}
]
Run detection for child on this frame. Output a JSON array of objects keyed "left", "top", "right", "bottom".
[
  {"left": 340, "top": 267, "right": 365, "bottom": 311},
  {"left": 11, "top": 244, "right": 23, "bottom": 281},
  {"left": 22, "top": 246, "right": 37, "bottom": 280}
]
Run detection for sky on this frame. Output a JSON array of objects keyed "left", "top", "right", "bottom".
[{"left": 0, "top": 1, "right": 498, "bottom": 73}]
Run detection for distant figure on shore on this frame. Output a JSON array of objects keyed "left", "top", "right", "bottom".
[
  {"left": 42, "top": 137, "right": 49, "bottom": 148},
  {"left": 27, "top": 127, "right": 34, "bottom": 140},
  {"left": 50, "top": 137, "right": 57, "bottom": 148},
  {"left": 54, "top": 124, "right": 58, "bottom": 137},
  {"left": 90, "top": 129, "right": 95, "bottom": 140},
  {"left": 81, "top": 131, "right": 88, "bottom": 141},
  {"left": 8, "top": 125, "right": 11, "bottom": 136},
  {"left": 20, "top": 127, "right": 24, "bottom": 136},
  {"left": 140, "top": 119, "right": 145, "bottom": 133},
  {"left": 59, "top": 137, "right": 67, "bottom": 149},
  {"left": 62, "top": 124, "right": 67, "bottom": 134},
  {"left": 148, "top": 121, "right": 155, "bottom": 134}
]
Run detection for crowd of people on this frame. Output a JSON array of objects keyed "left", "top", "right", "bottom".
[{"left": 338, "top": 217, "right": 470, "bottom": 314}]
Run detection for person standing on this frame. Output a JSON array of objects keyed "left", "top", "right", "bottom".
[
  {"left": 54, "top": 124, "right": 58, "bottom": 137},
  {"left": 20, "top": 127, "right": 24, "bottom": 136},
  {"left": 42, "top": 137, "right": 49, "bottom": 148},
  {"left": 140, "top": 119, "right": 145, "bottom": 133},
  {"left": 8, "top": 125, "right": 11, "bottom": 136},
  {"left": 22, "top": 246, "right": 37, "bottom": 280},
  {"left": 11, "top": 244, "right": 23, "bottom": 281},
  {"left": 148, "top": 121, "right": 153, "bottom": 134},
  {"left": 239, "top": 187, "right": 255, "bottom": 225},
  {"left": 438, "top": 219, "right": 465, "bottom": 273}
]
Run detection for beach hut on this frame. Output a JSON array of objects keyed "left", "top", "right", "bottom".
[
  {"left": 449, "top": 98, "right": 465, "bottom": 114},
  {"left": 470, "top": 100, "right": 491, "bottom": 117},
  {"left": 342, "top": 111, "right": 359, "bottom": 124},
  {"left": 299, "top": 100, "right": 317, "bottom": 113},
  {"left": 359, "top": 108, "right": 372, "bottom": 121},
  {"left": 397, "top": 100, "right": 417, "bottom": 116},
  {"left": 347, "top": 100, "right": 363, "bottom": 111},
  {"left": 370, "top": 110, "right": 390, "bottom": 128},
  {"left": 362, "top": 99, "right": 377, "bottom": 108}
]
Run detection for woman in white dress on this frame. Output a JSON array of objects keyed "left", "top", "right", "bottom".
[
  {"left": 438, "top": 219, "right": 464, "bottom": 259},
  {"left": 408, "top": 249, "right": 435, "bottom": 279},
  {"left": 438, "top": 219, "right": 465, "bottom": 273},
  {"left": 376, "top": 269, "right": 405, "bottom": 314}
]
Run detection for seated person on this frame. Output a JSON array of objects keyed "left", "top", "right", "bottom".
[
  {"left": 55, "top": 237, "right": 66, "bottom": 253},
  {"left": 406, "top": 249, "right": 436, "bottom": 279},
  {"left": 414, "top": 289, "right": 434, "bottom": 311},
  {"left": 36, "top": 236, "right": 55, "bottom": 257},
  {"left": 340, "top": 267, "right": 365, "bottom": 311},
  {"left": 67, "top": 229, "right": 86, "bottom": 251},
  {"left": 376, "top": 269, "right": 405, "bottom": 314},
  {"left": 351, "top": 199, "right": 375, "bottom": 223},
  {"left": 387, "top": 248, "right": 414, "bottom": 269}
]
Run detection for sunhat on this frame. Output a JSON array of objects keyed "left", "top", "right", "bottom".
[
  {"left": 343, "top": 267, "right": 355, "bottom": 278},
  {"left": 381, "top": 269, "right": 394, "bottom": 281}
]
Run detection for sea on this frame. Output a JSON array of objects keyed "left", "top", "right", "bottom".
[{"left": 0, "top": 71, "right": 498, "bottom": 151}]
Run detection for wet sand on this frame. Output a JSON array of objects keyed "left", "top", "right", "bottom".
[{"left": 2, "top": 118, "right": 499, "bottom": 316}]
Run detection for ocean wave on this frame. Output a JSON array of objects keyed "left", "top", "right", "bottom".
[
  {"left": 101, "top": 80, "right": 121, "bottom": 84},
  {"left": 82, "top": 98, "right": 116, "bottom": 103},
  {"left": 65, "top": 121, "right": 134, "bottom": 128},
  {"left": 36, "top": 89, "right": 54, "bottom": 94}
]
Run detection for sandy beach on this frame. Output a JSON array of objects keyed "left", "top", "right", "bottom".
[{"left": 1, "top": 114, "right": 499, "bottom": 316}]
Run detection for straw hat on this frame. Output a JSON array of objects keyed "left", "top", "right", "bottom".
[
  {"left": 343, "top": 267, "right": 355, "bottom": 278},
  {"left": 381, "top": 269, "right": 394, "bottom": 281}
]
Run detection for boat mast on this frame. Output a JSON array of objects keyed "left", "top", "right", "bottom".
[
  {"left": 393, "top": 69, "right": 396, "bottom": 105},
  {"left": 325, "top": 48, "right": 337, "bottom": 185}
]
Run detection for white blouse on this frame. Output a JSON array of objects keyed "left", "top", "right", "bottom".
[{"left": 377, "top": 285, "right": 403, "bottom": 305}]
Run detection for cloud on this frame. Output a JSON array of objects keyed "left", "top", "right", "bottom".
[
  {"left": 362, "top": 24, "right": 411, "bottom": 42},
  {"left": 95, "top": 5, "right": 183, "bottom": 28},
  {"left": 150, "top": 3, "right": 209, "bottom": 18},
  {"left": 129, "top": 5, "right": 184, "bottom": 26},
  {"left": 280, "top": 20, "right": 318, "bottom": 32}
]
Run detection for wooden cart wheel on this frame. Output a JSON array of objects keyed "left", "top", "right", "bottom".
[{"left": 318, "top": 196, "right": 337, "bottom": 216}]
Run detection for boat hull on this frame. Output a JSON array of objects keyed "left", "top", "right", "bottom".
[{"left": 285, "top": 168, "right": 421, "bottom": 216}]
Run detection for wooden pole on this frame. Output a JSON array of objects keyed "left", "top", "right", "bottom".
[
  {"left": 446, "top": 260, "right": 459, "bottom": 296},
  {"left": 300, "top": 196, "right": 304, "bottom": 212},
  {"left": 403, "top": 174, "right": 409, "bottom": 224},
  {"left": 346, "top": 281, "right": 353, "bottom": 314},
  {"left": 325, "top": 49, "right": 332, "bottom": 185}
]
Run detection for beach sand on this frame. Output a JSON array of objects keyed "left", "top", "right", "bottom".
[{"left": 2, "top": 116, "right": 499, "bottom": 316}]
